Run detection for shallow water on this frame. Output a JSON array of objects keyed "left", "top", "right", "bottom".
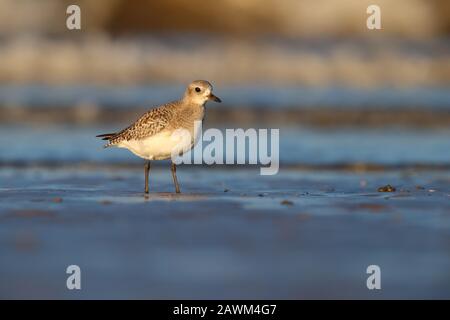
[
  {"left": 1, "top": 125, "right": 449, "bottom": 166},
  {"left": 1, "top": 98, "right": 449, "bottom": 298},
  {"left": 0, "top": 168, "right": 449, "bottom": 299}
]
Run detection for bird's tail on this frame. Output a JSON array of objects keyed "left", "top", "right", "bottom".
[{"left": 96, "top": 132, "right": 117, "bottom": 148}]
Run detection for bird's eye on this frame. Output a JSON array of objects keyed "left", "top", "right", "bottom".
[{"left": 195, "top": 87, "right": 201, "bottom": 93}]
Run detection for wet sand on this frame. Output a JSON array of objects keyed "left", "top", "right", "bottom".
[{"left": 0, "top": 167, "right": 449, "bottom": 299}]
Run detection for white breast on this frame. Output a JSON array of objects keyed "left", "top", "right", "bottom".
[{"left": 118, "top": 123, "right": 202, "bottom": 160}]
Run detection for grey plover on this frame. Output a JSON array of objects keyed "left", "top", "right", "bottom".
[{"left": 96, "top": 80, "right": 221, "bottom": 193}]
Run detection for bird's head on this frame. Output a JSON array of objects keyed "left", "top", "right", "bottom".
[{"left": 184, "top": 80, "right": 222, "bottom": 106}]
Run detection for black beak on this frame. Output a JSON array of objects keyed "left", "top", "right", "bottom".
[{"left": 209, "top": 93, "right": 222, "bottom": 103}]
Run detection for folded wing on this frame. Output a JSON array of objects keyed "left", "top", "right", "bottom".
[{"left": 96, "top": 102, "right": 176, "bottom": 148}]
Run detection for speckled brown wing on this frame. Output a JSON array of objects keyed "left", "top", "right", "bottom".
[{"left": 99, "top": 101, "right": 178, "bottom": 147}]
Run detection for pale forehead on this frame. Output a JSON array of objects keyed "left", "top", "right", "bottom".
[{"left": 189, "top": 80, "right": 212, "bottom": 90}]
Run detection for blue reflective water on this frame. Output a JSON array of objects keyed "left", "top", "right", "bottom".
[{"left": 1, "top": 125, "right": 449, "bottom": 166}]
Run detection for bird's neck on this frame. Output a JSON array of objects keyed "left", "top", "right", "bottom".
[
  {"left": 177, "top": 99, "right": 205, "bottom": 117},
  {"left": 182, "top": 95, "right": 208, "bottom": 107}
]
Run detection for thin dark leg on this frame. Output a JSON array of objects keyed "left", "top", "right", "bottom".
[
  {"left": 144, "top": 161, "right": 151, "bottom": 194},
  {"left": 171, "top": 162, "right": 181, "bottom": 193}
]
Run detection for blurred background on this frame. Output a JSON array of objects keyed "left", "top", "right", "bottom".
[{"left": 0, "top": 0, "right": 449, "bottom": 167}]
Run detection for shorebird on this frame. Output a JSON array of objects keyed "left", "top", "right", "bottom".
[{"left": 96, "top": 80, "right": 221, "bottom": 194}]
